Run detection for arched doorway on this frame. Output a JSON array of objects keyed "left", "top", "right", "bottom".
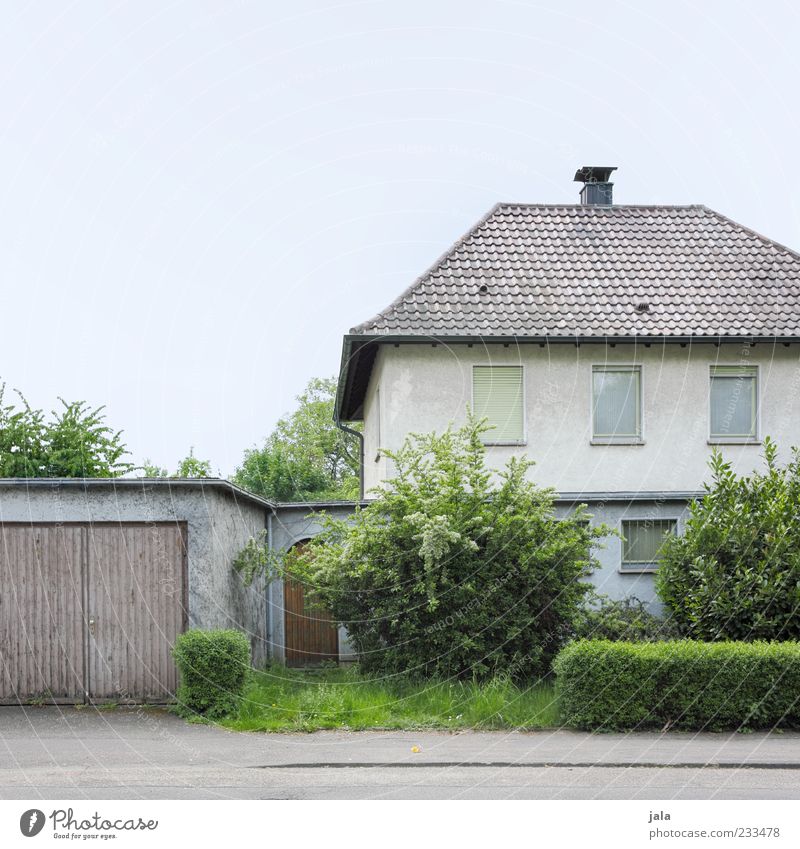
[{"left": 283, "top": 541, "right": 339, "bottom": 667}]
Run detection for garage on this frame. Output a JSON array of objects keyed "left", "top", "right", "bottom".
[
  {"left": 0, "top": 522, "right": 186, "bottom": 704},
  {"left": 0, "top": 478, "right": 271, "bottom": 704}
]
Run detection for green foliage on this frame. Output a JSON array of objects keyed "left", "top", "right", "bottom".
[
  {"left": 554, "top": 639, "right": 800, "bottom": 731},
  {"left": 141, "top": 459, "right": 168, "bottom": 477},
  {"left": 175, "top": 447, "right": 212, "bottom": 478},
  {"left": 288, "top": 414, "right": 607, "bottom": 681},
  {"left": 139, "top": 448, "right": 212, "bottom": 478},
  {"left": 223, "top": 664, "right": 559, "bottom": 732},
  {"left": 574, "top": 593, "right": 681, "bottom": 642},
  {"left": 232, "top": 530, "right": 283, "bottom": 586},
  {"left": 233, "top": 377, "right": 360, "bottom": 502},
  {"left": 0, "top": 383, "right": 133, "bottom": 477},
  {"left": 656, "top": 439, "right": 800, "bottom": 640},
  {"left": 172, "top": 629, "right": 252, "bottom": 720},
  {"left": 0, "top": 384, "right": 47, "bottom": 476}
]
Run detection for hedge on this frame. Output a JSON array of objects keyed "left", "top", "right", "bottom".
[
  {"left": 553, "top": 640, "right": 800, "bottom": 731},
  {"left": 172, "top": 629, "right": 251, "bottom": 719}
]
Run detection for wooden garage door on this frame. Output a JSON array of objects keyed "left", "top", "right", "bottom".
[
  {"left": 0, "top": 525, "right": 86, "bottom": 703},
  {"left": 284, "top": 568, "right": 339, "bottom": 668},
  {"left": 0, "top": 523, "right": 186, "bottom": 704}
]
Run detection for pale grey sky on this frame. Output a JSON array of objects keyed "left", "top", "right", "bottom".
[{"left": 2, "top": 1, "right": 799, "bottom": 475}]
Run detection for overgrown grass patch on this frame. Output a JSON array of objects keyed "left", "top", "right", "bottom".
[{"left": 221, "top": 665, "right": 560, "bottom": 732}]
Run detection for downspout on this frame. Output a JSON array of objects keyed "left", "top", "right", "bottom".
[
  {"left": 265, "top": 506, "right": 276, "bottom": 661},
  {"left": 335, "top": 417, "right": 364, "bottom": 501}
]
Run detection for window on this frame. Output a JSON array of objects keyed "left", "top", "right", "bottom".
[
  {"left": 621, "top": 519, "right": 677, "bottom": 571},
  {"left": 472, "top": 365, "right": 525, "bottom": 444},
  {"left": 592, "top": 365, "right": 642, "bottom": 442},
  {"left": 709, "top": 366, "right": 758, "bottom": 441}
]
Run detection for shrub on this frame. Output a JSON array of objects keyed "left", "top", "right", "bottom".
[
  {"left": 657, "top": 439, "right": 800, "bottom": 640},
  {"left": 172, "top": 629, "right": 251, "bottom": 719},
  {"left": 554, "top": 639, "right": 800, "bottom": 731},
  {"left": 573, "top": 594, "right": 680, "bottom": 642},
  {"left": 283, "top": 414, "right": 609, "bottom": 681}
]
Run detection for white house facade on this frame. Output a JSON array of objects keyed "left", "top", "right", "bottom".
[{"left": 335, "top": 167, "right": 800, "bottom": 607}]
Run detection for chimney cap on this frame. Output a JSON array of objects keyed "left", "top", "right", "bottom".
[{"left": 574, "top": 166, "right": 617, "bottom": 184}]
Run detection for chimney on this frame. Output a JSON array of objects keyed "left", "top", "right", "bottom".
[{"left": 574, "top": 166, "right": 617, "bottom": 205}]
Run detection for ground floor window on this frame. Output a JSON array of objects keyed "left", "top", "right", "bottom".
[{"left": 620, "top": 518, "right": 676, "bottom": 571}]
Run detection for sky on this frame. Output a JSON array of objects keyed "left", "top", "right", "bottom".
[{"left": 1, "top": 0, "right": 799, "bottom": 476}]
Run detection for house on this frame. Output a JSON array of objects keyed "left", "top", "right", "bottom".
[{"left": 335, "top": 166, "right": 800, "bottom": 606}]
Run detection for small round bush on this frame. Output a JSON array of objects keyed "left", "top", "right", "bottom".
[{"left": 172, "top": 629, "right": 251, "bottom": 719}]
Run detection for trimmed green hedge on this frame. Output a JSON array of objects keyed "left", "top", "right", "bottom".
[
  {"left": 172, "top": 629, "right": 251, "bottom": 719},
  {"left": 553, "top": 640, "right": 800, "bottom": 731}
]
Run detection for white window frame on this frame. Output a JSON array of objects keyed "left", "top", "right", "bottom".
[
  {"left": 619, "top": 517, "right": 678, "bottom": 573},
  {"left": 590, "top": 364, "right": 644, "bottom": 445},
  {"left": 471, "top": 364, "right": 527, "bottom": 446},
  {"left": 708, "top": 364, "right": 760, "bottom": 444},
  {"left": 374, "top": 386, "right": 381, "bottom": 462}
]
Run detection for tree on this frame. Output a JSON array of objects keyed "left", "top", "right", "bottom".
[
  {"left": 233, "top": 377, "right": 360, "bottom": 502},
  {"left": 656, "top": 438, "right": 800, "bottom": 641},
  {"left": 282, "top": 415, "right": 605, "bottom": 680},
  {"left": 140, "top": 449, "right": 212, "bottom": 478},
  {"left": 175, "top": 447, "right": 212, "bottom": 478},
  {"left": 0, "top": 383, "right": 133, "bottom": 478}
]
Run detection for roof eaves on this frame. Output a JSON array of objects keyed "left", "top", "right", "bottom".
[{"left": 0, "top": 477, "right": 277, "bottom": 511}]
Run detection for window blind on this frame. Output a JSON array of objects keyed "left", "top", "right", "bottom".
[
  {"left": 592, "top": 366, "right": 641, "bottom": 439},
  {"left": 709, "top": 366, "right": 757, "bottom": 438},
  {"left": 622, "top": 519, "right": 676, "bottom": 568},
  {"left": 472, "top": 366, "right": 524, "bottom": 443}
]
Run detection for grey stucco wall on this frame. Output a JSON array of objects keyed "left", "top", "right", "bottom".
[
  {"left": 553, "top": 496, "right": 692, "bottom": 612},
  {"left": 360, "top": 341, "right": 800, "bottom": 494},
  {"left": 0, "top": 483, "right": 269, "bottom": 665}
]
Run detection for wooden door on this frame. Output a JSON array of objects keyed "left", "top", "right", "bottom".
[
  {"left": 86, "top": 523, "right": 187, "bottom": 702},
  {"left": 284, "top": 562, "right": 339, "bottom": 667},
  {"left": 0, "top": 525, "right": 86, "bottom": 704}
]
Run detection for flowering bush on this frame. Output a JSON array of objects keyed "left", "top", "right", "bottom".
[{"left": 287, "top": 415, "right": 607, "bottom": 680}]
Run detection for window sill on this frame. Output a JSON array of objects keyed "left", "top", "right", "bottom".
[
  {"left": 590, "top": 438, "right": 645, "bottom": 446},
  {"left": 481, "top": 441, "right": 528, "bottom": 447},
  {"left": 707, "top": 438, "right": 761, "bottom": 445},
  {"left": 619, "top": 565, "right": 659, "bottom": 574}
]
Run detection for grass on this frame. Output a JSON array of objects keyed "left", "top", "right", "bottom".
[{"left": 221, "top": 664, "right": 561, "bottom": 732}]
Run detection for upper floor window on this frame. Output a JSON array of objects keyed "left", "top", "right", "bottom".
[
  {"left": 621, "top": 518, "right": 677, "bottom": 571},
  {"left": 592, "top": 365, "right": 642, "bottom": 443},
  {"left": 709, "top": 365, "right": 758, "bottom": 442},
  {"left": 472, "top": 365, "right": 525, "bottom": 444}
]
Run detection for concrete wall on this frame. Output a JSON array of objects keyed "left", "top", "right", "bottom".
[
  {"left": 0, "top": 483, "right": 269, "bottom": 665},
  {"left": 361, "top": 341, "right": 800, "bottom": 493}
]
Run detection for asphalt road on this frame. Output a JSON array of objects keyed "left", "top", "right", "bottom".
[{"left": 1, "top": 707, "right": 798, "bottom": 800}]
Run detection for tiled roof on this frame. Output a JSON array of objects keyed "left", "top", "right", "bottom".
[{"left": 351, "top": 205, "right": 800, "bottom": 337}]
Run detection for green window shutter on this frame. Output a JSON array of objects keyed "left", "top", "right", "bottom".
[{"left": 472, "top": 366, "right": 524, "bottom": 443}]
